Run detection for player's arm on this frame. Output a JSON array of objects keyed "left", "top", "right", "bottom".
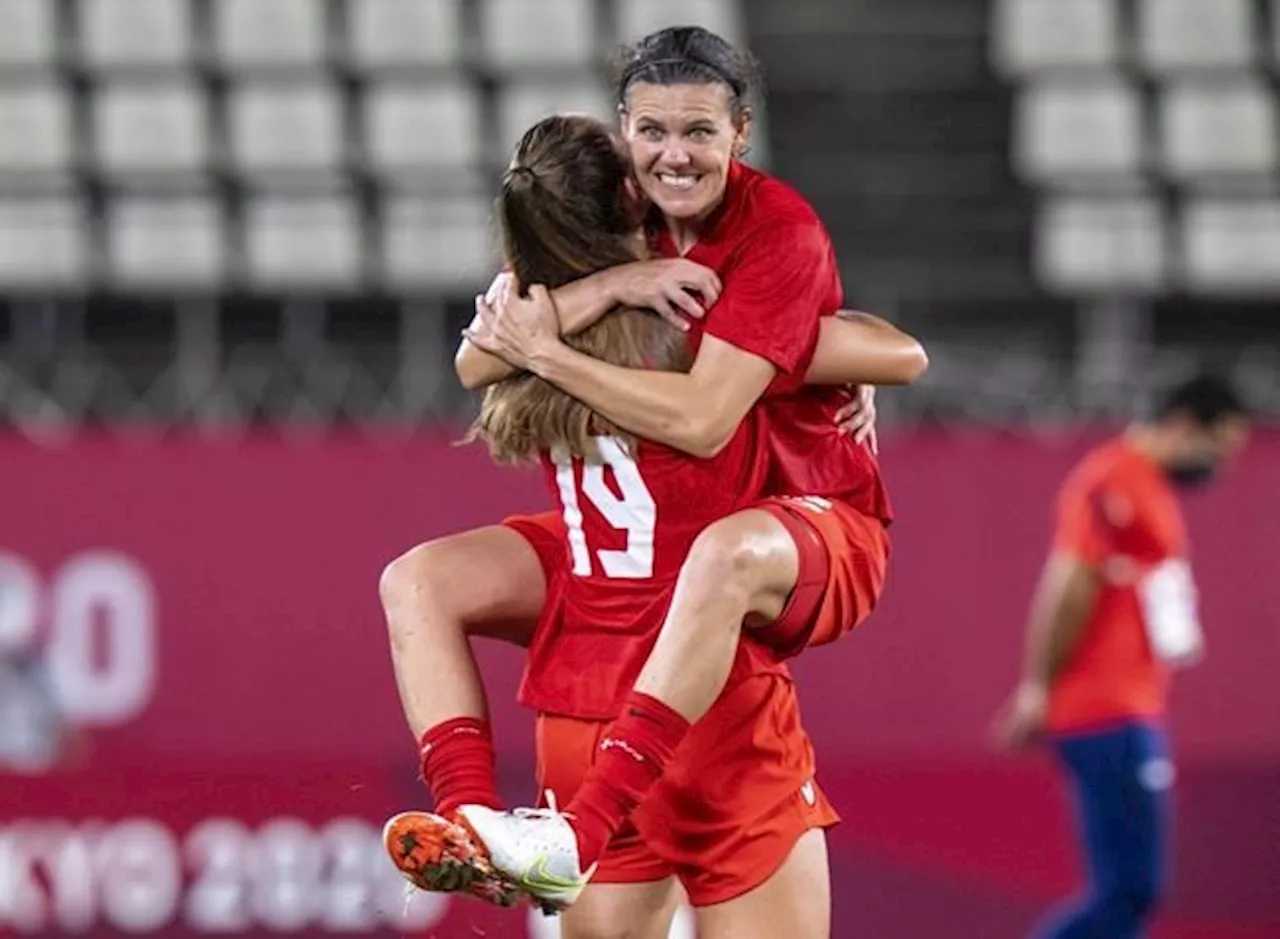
[
  {"left": 805, "top": 312, "right": 929, "bottom": 386},
  {"left": 455, "top": 261, "right": 721, "bottom": 390},
  {"left": 1019, "top": 552, "right": 1100, "bottom": 691},
  {"left": 467, "top": 220, "right": 827, "bottom": 457},
  {"left": 531, "top": 332, "right": 774, "bottom": 458},
  {"left": 456, "top": 274, "right": 619, "bottom": 389},
  {"left": 994, "top": 551, "right": 1101, "bottom": 750},
  {"left": 995, "top": 477, "right": 1110, "bottom": 749}
]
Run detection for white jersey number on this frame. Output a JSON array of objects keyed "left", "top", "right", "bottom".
[{"left": 552, "top": 437, "right": 657, "bottom": 579}]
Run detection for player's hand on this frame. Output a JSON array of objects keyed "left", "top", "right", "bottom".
[
  {"left": 835, "top": 385, "right": 878, "bottom": 454},
  {"left": 610, "top": 259, "right": 721, "bottom": 331},
  {"left": 465, "top": 277, "right": 560, "bottom": 370},
  {"left": 991, "top": 683, "right": 1049, "bottom": 752}
]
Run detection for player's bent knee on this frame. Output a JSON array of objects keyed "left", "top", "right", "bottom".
[
  {"left": 379, "top": 542, "right": 442, "bottom": 614},
  {"left": 683, "top": 511, "right": 799, "bottom": 613},
  {"left": 380, "top": 527, "right": 548, "bottom": 646},
  {"left": 378, "top": 537, "right": 491, "bottom": 634}
]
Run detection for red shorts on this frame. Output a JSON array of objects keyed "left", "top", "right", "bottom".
[
  {"left": 751, "top": 495, "right": 890, "bottom": 659},
  {"left": 506, "top": 496, "right": 890, "bottom": 662},
  {"left": 535, "top": 671, "right": 839, "bottom": 907},
  {"left": 503, "top": 510, "right": 568, "bottom": 581}
]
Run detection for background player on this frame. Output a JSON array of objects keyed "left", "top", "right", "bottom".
[{"left": 992, "top": 374, "right": 1250, "bottom": 939}]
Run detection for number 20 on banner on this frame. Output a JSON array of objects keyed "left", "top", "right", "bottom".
[{"left": 0, "top": 551, "right": 156, "bottom": 725}]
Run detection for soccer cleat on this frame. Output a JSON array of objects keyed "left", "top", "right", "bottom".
[
  {"left": 455, "top": 792, "right": 596, "bottom": 914},
  {"left": 382, "top": 810, "right": 525, "bottom": 909}
]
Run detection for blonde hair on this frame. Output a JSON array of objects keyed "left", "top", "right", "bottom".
[{"left": 469, "top": 308, "right": 691, "bottom": 464}]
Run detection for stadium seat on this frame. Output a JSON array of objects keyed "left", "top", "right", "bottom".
[
  {"left": 213, "top": 0, "right": 328, "bottom": 71},
  {"left": 480, "top": 0, "right": 596, "bottom": 70},
  {"left": 1035, "top": 196, "right": 1166, "bottom": 293},
  {"left": 0, "top": 0, "right": 56, "bottom": 69},
  {"left": 0, "top": 197, "right": 87, "bottom": 287},
  {"left": 0, "top": 82, "right": 72, "bottom": 177},
  {"left": 243, "top": 194, "right": 363, "bottom": 288},
  {"left": 93, "top": 80, "right": 209, "bottom": 179},
  {"left": 78, "top": 0, "right": 192, "bottom": 70},
  {"left": 615, "top": 0, "right": 744, "bottom": 43},
  {"left": 363, "top": 79, "right": 482, "bottom": 181},
  {"left": 496, "top": 79, "right": 614, "bottom": 157},
  {"left": 1137, "top": 0, "right": 1255, "bottom": 72},
  {"left": 105, "top": 195, "right": 225, "bottom": 288},
  {"left": 990, "top": 0, "right": 1120, "bottom": 75},
  {"left": 346, "top": 0, "right": 462, "bottom": 70},
  {"left": 1012, "top": 79, "right": 1143, "bottom": 183},
  {"left": 1181, "top": 199, "right": 1280, "bottom": 292},
  {"left": 380, "top": 194, "right": 494, "bottom": 290},
  {"left": 1158, "top": 81, "right": 1277, "bottom": 182},
  {"left": 227, "top": 81, "right": 344, "bottom": 181}
]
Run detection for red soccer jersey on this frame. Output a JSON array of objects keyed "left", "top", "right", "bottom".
[
  {"left": 518, "top": 409, "right": 786, "bottom": 718},
  {"left": 651, "top": 161, "right": 893, "bottom": 523},
  {"left": 1047, "top": 437, "right": 1198, "bottom": 733}
]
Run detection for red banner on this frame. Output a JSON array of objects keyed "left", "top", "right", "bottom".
[{"left": 2, "top": 430, "right": 1277, "bottom": 937}]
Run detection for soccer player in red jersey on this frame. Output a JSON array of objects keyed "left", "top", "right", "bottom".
[
  {"left": 993, "top": 374, "right": 1249, "bottom": 939},
  {"left": 384, "top": 110, "right": 922, "bottom": 936},
  {"left": 388, "top": 27, "right": 913, "bottom": 935}
]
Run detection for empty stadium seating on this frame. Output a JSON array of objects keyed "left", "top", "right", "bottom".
[
  {"left": 0, "top": 0, "right": 746, "bottom": 293},
  {"left": 993, "top": 0, "right": 1280, "bottom": 296}
]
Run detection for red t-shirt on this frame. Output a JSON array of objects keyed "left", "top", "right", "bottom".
[
  {"left": 651, "top": 162, "right": 893, "bottom": 523},
  {"left": 517, "top": 411, "right": 788, "bottom": 719},
  {"left": 1047, "top": 438, "right": 1197, "bottom": 733}
]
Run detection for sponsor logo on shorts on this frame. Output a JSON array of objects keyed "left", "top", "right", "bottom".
[{"left": 800, "top": 780, "right": 817, "bottom": 806}]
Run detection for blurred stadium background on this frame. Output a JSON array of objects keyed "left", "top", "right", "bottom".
[{"left": 0, "top": 0, "right": 1276, "bottom": 937}]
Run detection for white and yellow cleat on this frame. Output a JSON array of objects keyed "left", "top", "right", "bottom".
[{"left": 455, "top": 794, "right": 596, "bottom": 914}]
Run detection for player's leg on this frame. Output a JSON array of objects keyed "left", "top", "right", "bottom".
[
  {"left": 382, "top": 524, "right": 546, "bottom": 807},
  {"left": 564, "top": 499, "right": 883, "bottom": 868},
  {"left": 653, "top": 677, "right": 836, "bottom": 939},
  {"left": 557, "top": 880, "right": 682, "bottom": 939},
  {"left": 390, "top": 711, "right": 679, "bottom": 916},
  {"left": 634, "top": 507, "right": 801, "bottom": 718},
  {"left": 381, "top": 516, "right": 562, "bottom": 903},
  {"left": 1035, "top": 724, "right": 1170, "bottom": 939},
  {"left": 628, "top": 496, "right": 888, "bottom": 717},
  {"left": 457, "top": 501, "right": 883, "bottom": 901},
  {"left": 381, "top": 523, "right": 550, "bottom": 739},
  {"left": 549, "top": 508, "right": 801, "bottom": 872},
  {"left": 693, "top": 830, "right": 831, "bottom": 939}
]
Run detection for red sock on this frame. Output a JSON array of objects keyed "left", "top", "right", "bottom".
[
  {"left": 419, "top": 717, "right": 502, "bottom": 818},
  {"left": 565, "top": 691, "right": 690, "bottom": 868}
]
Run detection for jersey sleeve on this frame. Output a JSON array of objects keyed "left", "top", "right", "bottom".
[
  {"left": 702, "top": 219, "right": 836, "bottom": 376},
  {"left": 1052, "top": 474, "right": 1120, "bottom": 567}
]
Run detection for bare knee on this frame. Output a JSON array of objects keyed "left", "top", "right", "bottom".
[
  {"left": 381, "top": 541, "right": 450, "bottom": 617},
  {"left": 380, "top": 526, "right": 548, "bottom": 647},
  {"left": 681, "top": 511, "right": 798, "bottom": 619}
]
